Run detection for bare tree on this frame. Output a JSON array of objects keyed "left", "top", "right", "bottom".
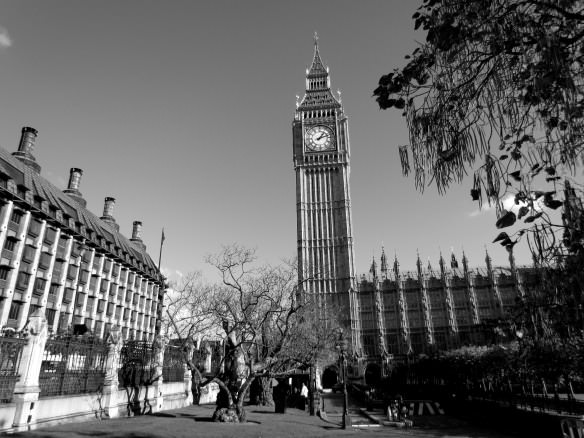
[
  {"left": 163, "top": 272, "right": 218, "bottom": 343},
  {"left": 166, "top": 244, "right": 342, "bottom": 422}
]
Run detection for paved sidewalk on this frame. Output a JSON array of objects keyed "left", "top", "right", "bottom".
[{"left": 12, "top": 403, "right": 519, "bottom": 438}]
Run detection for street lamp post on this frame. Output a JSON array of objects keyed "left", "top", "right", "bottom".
[{"left": 336, "top": 331, "right": 352, "bottom": 429}]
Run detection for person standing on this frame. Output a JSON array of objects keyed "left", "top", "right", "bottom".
[{"left": 300, "top": 382, "right": 309, "bottom": 411}]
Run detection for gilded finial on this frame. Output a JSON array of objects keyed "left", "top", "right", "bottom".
[{"left": 314, "top": 31, "right": 319, "bottom": 46}]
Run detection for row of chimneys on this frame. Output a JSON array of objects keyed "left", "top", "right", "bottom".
[{"left": 11, "top": 127, "right": 146, "bottom": 249}]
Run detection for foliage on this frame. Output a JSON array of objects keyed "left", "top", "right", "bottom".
[
  {"left": 396, "top": 336, "right": 584, "bottom": 391},
  {"left": 373, "top": 0, "right": 584, "bottom": 260}
]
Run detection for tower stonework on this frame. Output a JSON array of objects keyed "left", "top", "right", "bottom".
[{"left": 293, "top": 36, "right": 362, "bottom": 353}]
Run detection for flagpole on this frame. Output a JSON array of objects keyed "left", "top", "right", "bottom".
[{"left": 158, "top": 228, "right": 165, "bottom": 272}]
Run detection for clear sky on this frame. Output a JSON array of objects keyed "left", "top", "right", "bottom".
[{"left": 0, "top": 0, "right": 532, "bottom": 283}]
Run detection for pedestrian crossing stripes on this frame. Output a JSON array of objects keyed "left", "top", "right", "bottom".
[{"left": 406, "top": 400, "right": 445, "bottom": 416}]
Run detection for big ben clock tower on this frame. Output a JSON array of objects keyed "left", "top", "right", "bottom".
[{"left": 293, "top": 35, "right": 362, "bottom": 353}]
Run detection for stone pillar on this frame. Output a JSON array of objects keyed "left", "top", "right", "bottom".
[
  {"left": 183, "top": 340, "right": 195, "bottom": 405},
  {"left": 12, "top": 309, "right": 48, "bottom": 431},
  {"left": 151, "top": 335, "right": 166, "bottom": 413},
  {"left": 101, "top": 325, "right": 123, "bottom": 418},
  {"left": 203, "top": 342, "right": 212, "bottom": 374}
]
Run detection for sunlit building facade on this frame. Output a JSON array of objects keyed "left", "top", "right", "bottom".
[{"left": 0, "top": 127, "right": 165, "bottom": 341}]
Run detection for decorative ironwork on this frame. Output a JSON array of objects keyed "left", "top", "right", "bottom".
[
  {"left": 162, "top": 345, "right": 185, "bottom": 382},
  {"left": 0, "top": 335, "right": 26, "bottom": 403},
  {"left": 39, "top": 335, "right": 108, "bottom": 397},
  {"left": 118, "top": 340, "right": 158, "bottom": 388}
]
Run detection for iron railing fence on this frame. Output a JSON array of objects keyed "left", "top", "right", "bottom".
[
  {"left": 190, "top": 342, "right": 224, "bottom": 376},
  {"left": 0, "top": 335, "right": 27, "bottom": 403},
  {"left": 39, "top": 335, "right": 108, "bottom": 397},
  {"left": 162, "top": 345, "right": 185, "bottom": 382},
  {"left": 118, "top": 340, "right": 158, "bottom": 388}
]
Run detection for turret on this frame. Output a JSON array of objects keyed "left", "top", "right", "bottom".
[
  {"left": 439, "top": 252, "right": 446, "bottom": 277},
  {"left": 380, "top": 246, "right": 388, "bottom": 277},
  {"left": 369, "top": 256, "right": 378, "bottom": 280}
]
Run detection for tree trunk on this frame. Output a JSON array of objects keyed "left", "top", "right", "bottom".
[
  {"left": 211, "top": 379, "right": 239, "bottom": 422},
  {"left": 250, "top": 376, "right": 274, "bottom": 406},
  {"left": 234, "top": 375, "right": 255, "bottom": 422}
]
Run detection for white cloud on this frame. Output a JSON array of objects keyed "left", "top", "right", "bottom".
[
  {"left": 469, "top": 193, "right": 544, "bottom": 218},
  {"left": 0, "top": 27, "right": 12, "bottom": 49},
  {"left": 468, "top": 202, "right": 496, "bottom": 218},
  {"left": 161, "top": 266, "right": 184, "bottom": 283}
]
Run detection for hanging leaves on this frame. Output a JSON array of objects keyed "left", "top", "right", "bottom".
[
  {"left": 517, "top": 206, "right": 529, "bottom": 219},
  {"left": 543, "top": 192, "right": 563, "bottom": 210},
  {"left": 399, "top": 145, "right": 411, "bottom": 176},
  {"left": 374, "top": 0, "right": 584, "bottom": 261},
  {"left": 493, "top": 232, "right": 510, "bottom": 243},
  {"left": 496, "top": 210, "right": 516, "bottom": 229},
  {"left": 509, "top": 170, "right": 521, "bottom": 181},
  {"left": 438, "top": 148, "right": 458, "bottom": 162},
  {"left": 524, "top": 212, "right": 544, "bottom": 223}
]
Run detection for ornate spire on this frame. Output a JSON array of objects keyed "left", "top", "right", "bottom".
[
  {"left": 298, "top": 34, "right": 341, "bottom": 110},
  {"left": 462, "top": 250, "right": 469, "bottom": 273},
  {"left": 393, "top": 253, "right": 400, "bottom": 278},
  {"left": 439, "top": 251, "right": 446, "bottom": 274},
  {"left": 451, "top": 250, "right": 459, "bottom": 269},
  {"left": 416, "top": 250, "right": 423, "bottom": 277},
  {"left": 369, "top": 256, "right": 378, "bottom": 279},
  {"left": 380, "top": 246, "right": 388, "bottom": 275},
  {"left": 485, "top": 246, "right": 493, "bottom": 272},
  {"left": 308, "top": 32, "right": 328, "bottom": 78}
]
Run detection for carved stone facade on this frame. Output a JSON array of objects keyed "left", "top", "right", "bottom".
[
  {"left": 359, "top": 250, "right": 537, "bottom": 365},
  {"left": 293, "top": 35, "right": 362, "bottom": 354}
]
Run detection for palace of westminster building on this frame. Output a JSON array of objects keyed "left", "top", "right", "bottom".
[{"left": 293, "top": 37, "right": 538, "bottom": 376}]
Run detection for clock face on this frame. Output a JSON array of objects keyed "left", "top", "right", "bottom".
[{"left": 305, "top": 125, "right": 334, "bottom": 152}]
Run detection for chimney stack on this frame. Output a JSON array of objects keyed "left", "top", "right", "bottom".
[
  {"left": 131, "top": 221, "right": 142, "bottom": 240},
  {"left": 100, "top": 197, "right": 120, "bottom": 231},
  {"left": 67, "top": 168, "right": 83, "bottom": 191},
  {"left": 130, "top": 221, "right": 146, "bottom": 251},
  {"left": 63, "top": 167, "right": 87, "bottom": 208},
  {"left": 12, "top": 127, "right": 41, "bottom": 173}
]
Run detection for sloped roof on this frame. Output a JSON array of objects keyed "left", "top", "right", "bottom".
[{"left": 0, "top": 146, "right": 161, "bottom": 283}]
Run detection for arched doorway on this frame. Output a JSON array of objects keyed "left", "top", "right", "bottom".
[
  {"left": 321, "top": 365, "right": 338, "bottom": 389},
  {"left": 365, "top": 363, "right": 381, "bottom": 388}
]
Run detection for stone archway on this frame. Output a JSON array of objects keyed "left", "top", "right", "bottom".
[
  {"left": 321, "top": 365, "right": 339, "bottom": 389},
  {"left": 365, "top": 363, "right": 382, "bottom": 388}
]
